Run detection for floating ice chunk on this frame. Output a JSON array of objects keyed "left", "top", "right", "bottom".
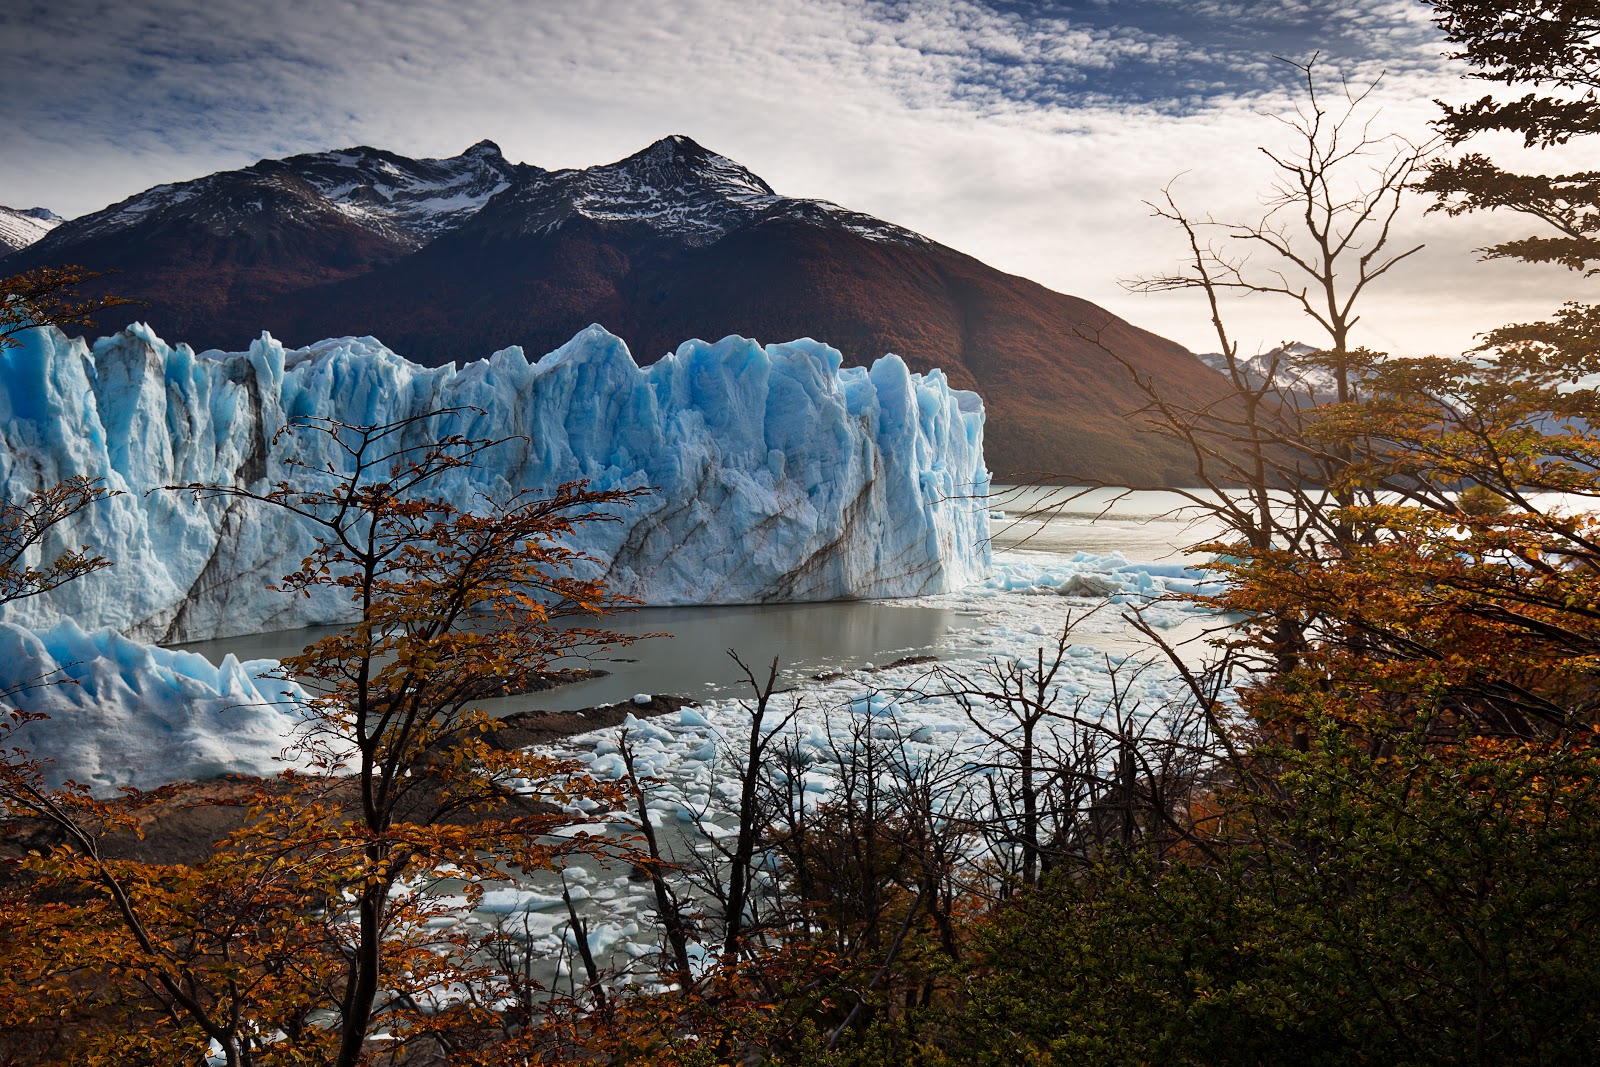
[
  {"left": 0, "top": 620, "right": 314, "bottom": 792},
  {"left": 478, "top": 887, "right": 572, "bottom": 914},
  {"left": 620, "top": 712, "right": 675, "bottom": 743},
  {"left": 587, "top": 754, "right": 628, "bottom": 779}
]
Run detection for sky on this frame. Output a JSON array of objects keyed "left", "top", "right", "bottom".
[{"left": 1, "top": 0, "right": 1592, "bottom": 358}]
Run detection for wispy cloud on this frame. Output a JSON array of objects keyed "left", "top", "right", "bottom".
[{"left": 0, "top": 0, "right": 1590, "bottom": 357}]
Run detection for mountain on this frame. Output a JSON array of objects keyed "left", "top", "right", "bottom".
[
  {"left": 8, "top": 143, "right": 532, "bottom": 347},
  {"left": 0, "top": 206, "right": 62, "bottom": 254},
  {"left": 4, "top": 136, "right": 1235, "bottom": 482},
  {"left": 32, "top": 140, "right": 528, "bottom": 251},
  {"left": 1197, "top": 343, "right": 1349, "bottom": 404}
]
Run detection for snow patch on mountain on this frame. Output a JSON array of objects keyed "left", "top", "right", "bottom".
[
  {"left": 288, "top": 140, "right": 529, "bottom": 242},
  {"left": 1197, "top": 343, "right": 1346, "bottom": 402},
  {"left": 0, "top": 322, "right": 990, "bottom": 643},
  {"left": 26, "top": 142, "right": 532, "bottom": 252},
  {"left": 480, "top": 135, "right": 926, "bottom": 247},
  {"left": 0, "top": 206, "right": 63, "bottom": 254}
]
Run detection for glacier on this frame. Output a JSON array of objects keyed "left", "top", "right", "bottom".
[{"left": 0, "top": 322, "right": 990, "bottom": 644}]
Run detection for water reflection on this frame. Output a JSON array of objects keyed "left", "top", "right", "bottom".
[{"left": 527, "top": 601, "right": 971, "bottom": 711}]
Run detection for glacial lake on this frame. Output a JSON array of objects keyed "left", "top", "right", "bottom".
[{"left": 168, "top": 487, "right": 1213, "bottom": 710}]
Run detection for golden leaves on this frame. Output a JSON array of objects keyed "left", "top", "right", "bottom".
[{"left": 0, "top": 265, "right": 139, "bottom": 351}]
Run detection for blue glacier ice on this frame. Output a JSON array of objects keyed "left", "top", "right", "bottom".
[
  {"left": 0, "top": 322, "right": 991, "bottom": 643},
  {"left": 0, "top": 619, "right": 309, "bottom": 790}
]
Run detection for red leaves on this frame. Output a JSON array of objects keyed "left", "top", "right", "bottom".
[{"left": 1, "top": 415, "right": 655, "bottom": 1063}]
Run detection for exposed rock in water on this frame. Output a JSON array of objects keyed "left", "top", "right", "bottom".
[
  {"left": 812, "top": 653, "right": 938, "bottom": 682},
  {"left": 487, "top": 694, "right": 696, "bottom": 750},
  {"left": 1057, "top": 573, "right": 1121, "bottom": 598}
]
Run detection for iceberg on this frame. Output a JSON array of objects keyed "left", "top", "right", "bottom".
[
  {"left": 0, "top": 619, "right": 309, "bottom": 791},
  {"left": 0, "top": 323, "right": 990, "bottom": 643}
]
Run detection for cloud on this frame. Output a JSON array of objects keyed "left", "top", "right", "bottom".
[{"left": 0, "top": 0, "right": 1592, "bottom": 358}]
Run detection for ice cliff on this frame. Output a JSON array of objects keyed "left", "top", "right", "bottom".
[{"left": 0, "top": 323, "right": 990, "bottom": 643}]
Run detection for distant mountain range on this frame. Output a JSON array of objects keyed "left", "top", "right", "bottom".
[
  {"left": 1197, "top": 344, "right": 1350, "bottom": 405},
  {"left": 2, "top": 136, "right": 1237, "bottom": 482}
]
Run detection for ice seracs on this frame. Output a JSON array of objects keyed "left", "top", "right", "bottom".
[{"left": 0, "top": 322, "right": 991, "bottom": 643}]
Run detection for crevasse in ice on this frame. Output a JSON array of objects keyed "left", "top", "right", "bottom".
[{"left": 0, "top": 322, "right": 991, "bottom": 644}]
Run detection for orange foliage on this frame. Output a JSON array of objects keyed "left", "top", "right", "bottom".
[{"left": 0, "top": 413, "right": 651, "bottom": 1065}]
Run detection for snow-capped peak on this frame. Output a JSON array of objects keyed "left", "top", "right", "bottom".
[
  {"left": 462, "top": 139, "right": 505, "bottom": 160},
  {"left": 467, "top": 134, "right": 779, "bottom": 245},
  {"left": 624, "top": 134, "right": 777, "bottom": 198},
  {"left": 277, "top": 142, "right": 534, "bottom": 243},
  {"left": 24, "top": 142, "right": 536, "bottom": 254},
  {"left": 1197, "top": 343, "right": 1350, "bottom": 401},
  {"left": 473, "top": 134, "right": 925, "bottom": 248},
  {"left": 0, "top": 205, "right": 64, "bottom": 255}
]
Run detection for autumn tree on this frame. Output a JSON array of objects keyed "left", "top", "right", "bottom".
[
  {"left": 804, "top": 28, "right": 1600, "bottom": 1065},
  {"left": 1229, "top": 1, "right": 1600, "bottom": 745},
  {"left": 1, "top": 411, "right": 651, "bottom": 1065},
  {"left": 0, "top": 476, "right": 123, "bottom": 1065},
  {"left": 0, "top": 265, "right": 136, "bottom": 350},
  {"left": 233, "top": 414, "right": 655, "bottom": 1065},
  {"left": 1097, "top": 57, "right": 1445, "bottom": 766}
]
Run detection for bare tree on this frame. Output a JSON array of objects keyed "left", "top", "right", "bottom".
[
  {"left": 933, "top": 616, "right": 1228, "bottom": 892},
  {"left": 1127, "top": 55, "right": 1436, "bottom": 403},
  {"left": 1112, "top": 56, "right": 1442, "bottom": 562},
  {"left": 617, "top": 731, "right": 696, "bottom": 989}
]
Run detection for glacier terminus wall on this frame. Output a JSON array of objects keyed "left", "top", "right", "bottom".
[{"left": 0, "top": 323, "right": 991, "bottom": 643}]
